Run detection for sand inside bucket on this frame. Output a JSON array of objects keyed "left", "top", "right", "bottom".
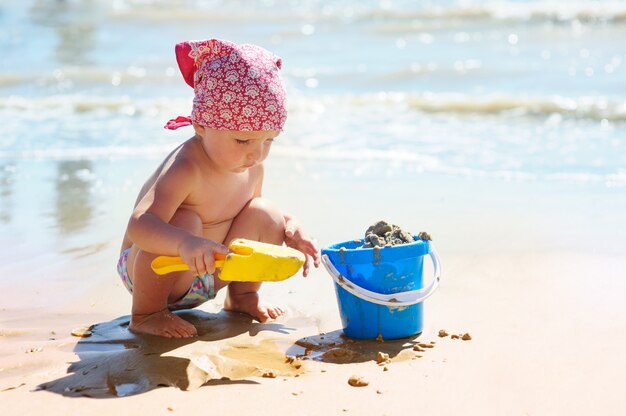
[{"left": 361, "top": 220, "right": 431, "bottom": 248}]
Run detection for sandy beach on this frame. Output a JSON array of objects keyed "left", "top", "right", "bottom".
[
  {"left": 2, "top": 160, "right": 625, "bottom": 415},
  {"left": 3, "top": 1, "right": 626, "bottom": 414}
]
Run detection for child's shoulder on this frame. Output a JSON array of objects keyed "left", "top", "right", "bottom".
[
  {"left": 159, "top": 141, "right": 204, "bottom": 180},
  {"left": 168, "top": 137, "right": 205, "bottom": 164}
]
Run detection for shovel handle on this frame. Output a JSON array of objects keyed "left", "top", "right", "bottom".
[{"left": 151, "top": 254, "right": 226, "bottom": 276}]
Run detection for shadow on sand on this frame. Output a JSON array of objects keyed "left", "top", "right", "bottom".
[
  {"left": 37, "top": 309, "right": 295, "bottom": 398},
  {"left": 289, "top": 330, "right": 426, "bottom": 364}
]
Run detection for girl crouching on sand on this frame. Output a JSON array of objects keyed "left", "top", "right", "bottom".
[{"left": 117, "top": 38, "right": 320, "bottom": 338}]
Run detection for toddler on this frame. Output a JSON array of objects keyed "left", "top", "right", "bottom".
[{"left": 117, "top": 39, "right": 320, "bottom": 338}]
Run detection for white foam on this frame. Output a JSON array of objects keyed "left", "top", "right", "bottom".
[
  {"left": 3, "top": 92, "right": 623, "bottom": 121},
  {"left": 0, "top": 145, "right": 172, "bottom": 161},
  {"left": 106, "top": 0, "right": 626, "bottom": 24}
]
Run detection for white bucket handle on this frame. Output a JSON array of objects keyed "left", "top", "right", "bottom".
[{"left": 321, "top": 246, "right": 441, "bottom": 307}]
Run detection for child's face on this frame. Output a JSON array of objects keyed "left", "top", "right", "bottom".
[{"left": 195, "top": 126, "right": 280, "bottom": 173}]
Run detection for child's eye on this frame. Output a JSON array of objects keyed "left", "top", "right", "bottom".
[{"left": 235, "top": 139, "right": 250, "bottom": 145}]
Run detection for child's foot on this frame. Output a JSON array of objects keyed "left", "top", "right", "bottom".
[
  {"left": 129, "top": 308, "right": 198, "bottom": 338},
  {"left": 224, "top": 291, "right": 285, "bottom": 323}
]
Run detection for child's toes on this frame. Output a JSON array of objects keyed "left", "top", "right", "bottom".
[
  {"left": 267, "top": 306, "right": 285, "bottom": 320},
  {"left": 161, "top": 329, "right": 178, "bottom": 338},
  {"left": 176, "top": 323, "right": 197, "bottom": 338},
  {"left": 258, "top": 310, "right": 271, "bottom": 322},
  {"left": 183, "top": 325, "right": 198, "bottom": 338}
]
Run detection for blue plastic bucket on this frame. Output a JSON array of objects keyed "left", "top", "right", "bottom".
[{"left": 321, "top": 237, "right": 441, "bottom": 340}]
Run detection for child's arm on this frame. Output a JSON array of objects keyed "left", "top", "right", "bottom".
[
  {"left": 283, "top": 213, "right": 320, "bottom": 276},
  {"left": 127, "top": 161, "right": 228, "bottom": 276},
  {"left": 253, "top": 166, "right": 319, "bottom": 276}
]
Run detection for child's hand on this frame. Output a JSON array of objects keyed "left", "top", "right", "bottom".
[
  {"left": 177, "top": 235, "right": 230, "bottom": 277},
  {"left": 284, "top": 218, "right": 320, "bottom": 277}
]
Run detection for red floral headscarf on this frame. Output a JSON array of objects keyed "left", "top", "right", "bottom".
[{"left": 165, "top": 39, "right": 287, "bottom": 132}]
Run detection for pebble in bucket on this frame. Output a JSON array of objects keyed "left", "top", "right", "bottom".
[{"left": 321, "top": 221, "right": 441, "bottom": 340}]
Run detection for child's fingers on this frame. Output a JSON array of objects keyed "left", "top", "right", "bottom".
[
  {"left": 312, "top": 252, "right": 321, "bottom": 267},
  {"left": 287, "top": 240, "right": 319, "bottom": 266},
  {"left": 302, "top": 255, "right": 310, "bottom": 277},
  {"left": 285, "top": 227, "right": 299, "bottom": 239},
  {"left": 299, "top": 236, "right": 317, "bottom": 250},
  {"left": 305, "top": 241, "right": 319, "bottom": 255},
  {"left": 285, "top": 219, "right": 302, "bottom": 239},
  {"left": 191, "top": 258, "right": 202, "bottom": 277},
  {"left": 301, "top": 242, "right": 320, "bottom": 261},
  {"left": 202, "top": 253, "right": 215, "bottom": 275},
  {"left": 213, "top": 242, "right": 230, "bottom": 254},
  {"left": 302, "top": 244, "right": 320, "bottom": 267},
  {"left": 284, "top": 220, "right": 294, "bottom": 234}
]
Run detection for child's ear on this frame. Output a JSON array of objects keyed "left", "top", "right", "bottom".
[{"left": 192, "top": 123, "right": 205, "bottom": 136}]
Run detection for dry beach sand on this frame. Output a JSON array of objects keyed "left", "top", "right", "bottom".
[
  {"left": 3, "top": 0, "right": 626, "bottom": 413},
  {"left": 1, "top": 159, "right": 626, "bottom": 415}
]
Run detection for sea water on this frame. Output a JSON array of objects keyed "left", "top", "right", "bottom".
[{"left": 0, "top": 1, "right": 625, "bottom": 275}]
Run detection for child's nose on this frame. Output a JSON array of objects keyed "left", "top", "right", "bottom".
[{"left": 248, "top": 145, "right": 263, "bottom": 161}]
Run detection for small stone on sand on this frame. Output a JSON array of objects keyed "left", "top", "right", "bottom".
[
  {"left": 348, "top": 375, "right": 369, "bottom": 387},
  {"left": 71, "top": 326, "right": 93, "bottom": 337},
  {"left": 462, "top": 333, "right": 472, "bottom": 341},
  {"left": 376, "top": 351, "right": 390, "bottom": 364},
  {"left": 285, "top": 356, "right": 303, "bottom": 369},
  {"left": 438, "top": 329, "right": 449, "bottom": 337},
  {"left": 262, "top": 370, "right": 277, "bottom": 378}
]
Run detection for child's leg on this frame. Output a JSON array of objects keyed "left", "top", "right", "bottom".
[
  {"left": 218, "top": 197, "right": 287, "bottom": 322},
  {"left": 126, "top": 208, "right": 202, "bottom": 338}
]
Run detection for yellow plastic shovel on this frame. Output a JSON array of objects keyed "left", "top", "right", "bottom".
[{"left": 150, "top": 238, "right": 305, "bottom": 282}]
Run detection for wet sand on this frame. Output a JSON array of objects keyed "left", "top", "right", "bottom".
[{"left": 1, "top": 159, "right": 626, "bottom": 415}]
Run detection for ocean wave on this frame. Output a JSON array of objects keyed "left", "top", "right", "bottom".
[
  {"left": 2, "top": 92, "right": 625, "bottom": 122},
  {"left": 288, "top": 92, "right": 626, "bottom": 122},
  {"left": 403, "top": 93, "right": 626, "bottom": 121},
  {"left": 0, "top": 67, "right": 177, "bottom": 88},
  {"left": 278, "top": 147, "right": 527, "bottom": 184},
  {"left": 0, "top": 145, "right": 172, "bottom": 160},
  {"left": 4, "top": 143, "right": 623, "bottom": 186},
  {"left": 361, "top": 2, "right": 626, "bottom": 24},
  {"left": 0, "top": 95, "right": 189, "bottom": 118},
  {"left": 106, "top": 0, "right": 626, "bottom": 24}
]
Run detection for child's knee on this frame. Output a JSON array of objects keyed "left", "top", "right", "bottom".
[{"left": 246, "top": 198, "right": 285, "bottom": 237}]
